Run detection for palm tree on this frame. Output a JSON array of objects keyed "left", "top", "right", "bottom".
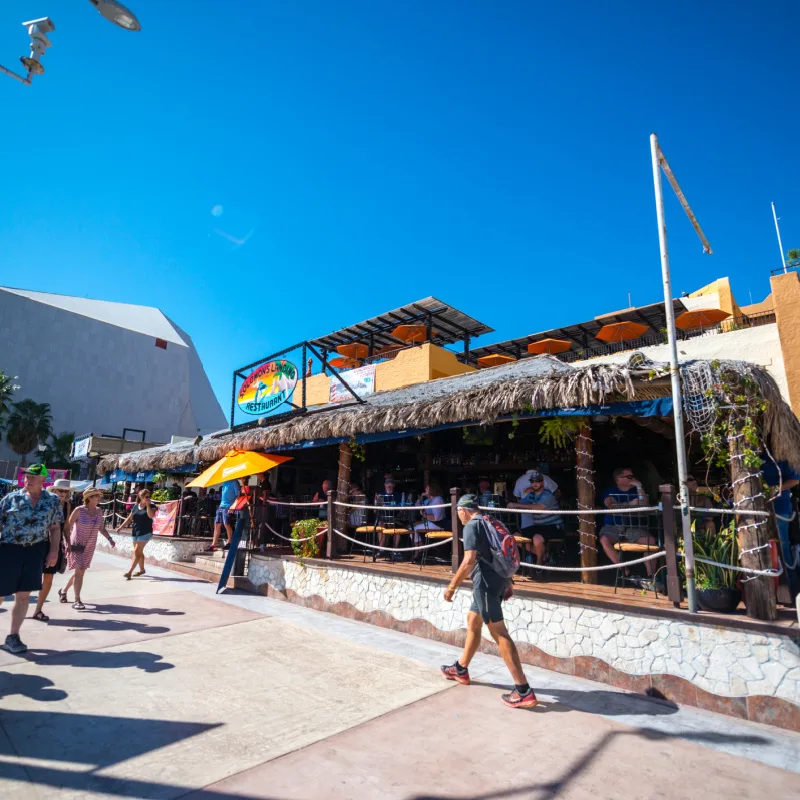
[
  {"left": 6, "top": 399, "right": 53, "bottom": 466},
  {"left": 0, "top": 370, "right": 19, "bottom": 430},
  {"left": 42, "top": 431, "right": 76, "bottom": 470}
]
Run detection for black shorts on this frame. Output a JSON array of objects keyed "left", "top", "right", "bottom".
[
  {"left": 42, "top": 534, "right": 65, "bottom": 575},
  {"left": 529, "top": 525, "right": 563, "bottom": 542},
  {"left": 470, "top": 583, "right": 506, "bottom": 624},
  {"left": 0, "top": 541, "right": 48, "bottom": 596}
]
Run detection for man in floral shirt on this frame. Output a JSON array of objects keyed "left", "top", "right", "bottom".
[{"left": 0, "top": 465, "right": 63, "bottom": 654}]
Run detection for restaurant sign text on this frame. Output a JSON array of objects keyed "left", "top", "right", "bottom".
[{"left": 237, "top": 359, "right": 298, "bottom": 416}]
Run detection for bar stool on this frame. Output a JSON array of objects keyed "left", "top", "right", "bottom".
[{"left": 613, "top": 542, "right": 662, "bottom": 596}]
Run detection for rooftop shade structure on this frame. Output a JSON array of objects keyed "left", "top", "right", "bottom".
[
  {"left": 674, "top": 308, "right": 730, "bottom": 330},
  {"left": 595, "top": 321, "right": 649, "bottom": 343},
  {"left": 310, "top": 297, "right": 494, "bottom": 353},
  {"left": 466, "top": 299, "right": 688, "bottom": 363}
]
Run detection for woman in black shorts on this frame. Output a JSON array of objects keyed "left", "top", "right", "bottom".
[{"left": 32, "top": 479, "right": 72, "bottom": 621}]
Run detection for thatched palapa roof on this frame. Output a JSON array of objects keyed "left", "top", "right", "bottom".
[{"left": 98, "top": 355, "right": 800, "bottom": 475}]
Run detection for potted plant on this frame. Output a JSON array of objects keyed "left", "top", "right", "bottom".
[
  {"left": 692, "top": 520, "right": 742, "bottom": 613},
  {"left": 291, "top": 517, "right": 322, "bottom": 561}
]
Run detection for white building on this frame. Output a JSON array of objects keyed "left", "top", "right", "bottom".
[{"left": 0, "top": 288, "right": 226, "bottom": 463}]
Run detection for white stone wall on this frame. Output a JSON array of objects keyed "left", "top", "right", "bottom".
[
  {"left": 98, "top": 532, "right": 209, "bottom": 564},
  {"left": 247, "top": 555, "right": 800, "bottom": 705}
]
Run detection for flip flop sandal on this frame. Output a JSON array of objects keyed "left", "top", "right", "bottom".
[
  {"left": 58, "top": 589, "right": 68, "bottom": 603},
  {"left": 32, "top": 610, "right": 49, "bottom": 622},
  {"left": 123, "top": 573, "right": 132, "bottom": 580},
  {"left": 72, "top": 602, "right": 86, "bottom": 611},
  {"left": 133, "top": 570, "right": 146, "bottom": 577}
]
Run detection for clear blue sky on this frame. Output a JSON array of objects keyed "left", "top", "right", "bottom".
[{"left": 1, "top": 1, "right": 798, "bottom": 411}]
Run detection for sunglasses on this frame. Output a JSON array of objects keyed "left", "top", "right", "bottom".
[{"left": 620, "top": 474, "right": 634, "bottom": 480}]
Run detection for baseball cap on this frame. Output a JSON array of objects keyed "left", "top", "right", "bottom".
[
  {"left": 529, "top": 470, "right": 543, "bottom": 482},
  {"left": 457, "top": 494, "right": 479, "bottom": 510},
  {"left": 23, "top": 464, "right": 48, "bottom": 477}
]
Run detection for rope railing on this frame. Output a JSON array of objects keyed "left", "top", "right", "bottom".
[
  {"left": 334, "top": 500, "right": 450, "bottom": 511},
  {"left": 266, "top": 499, "right": 326, "bottom": 507},
  {"left": 678, "top": 552, "right": 783, "bottom": 580},
  {"left": 332, "top": 527, "right": 453, "bottom": 552},
  {"left": 518, "top": 551, "right": 666, "bottom": 572},
  {"left": 264, "top": 520, "right": 322, "bottom": 543},
  {"left": 479, "top": 505, "right": 661, "bottom": 516}
]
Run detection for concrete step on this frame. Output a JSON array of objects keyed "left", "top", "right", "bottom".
[
  {"left": 193, "top": 554, "right": 227, "bottom": 573},
  {"left": 167, "top": 555, "right": 250, "bottom": 591}
]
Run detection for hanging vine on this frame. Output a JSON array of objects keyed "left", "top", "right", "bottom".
[{"left": 538, "top": 416, "right": 587, "bottom": 449}]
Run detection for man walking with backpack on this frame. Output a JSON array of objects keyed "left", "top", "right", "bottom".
[{"left": 441, "top": 495, "right": 537, "bottom": 708}]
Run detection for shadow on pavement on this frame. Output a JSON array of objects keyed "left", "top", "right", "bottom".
[
  {"left": 44, "top": 617, "right": 171, "bottom": 635},
  {"left": 20, "top": 649, "right": 174, "bottom": 672},
  {"left": 84, "top": 604, "right": 186, "bottom": 617},
  {"left": 410, "top": 725, "right": 772, "bottom": 800},
  {"left": 0, "top": 671, "right": 67, "bottom": 702}
]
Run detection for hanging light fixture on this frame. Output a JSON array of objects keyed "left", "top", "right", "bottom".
[{"left": 87, "top": 0, "right": 141, "bottom": 31}]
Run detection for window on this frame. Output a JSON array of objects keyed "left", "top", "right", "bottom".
[{"left": 155, "top": 338, "right": 168, "bottom": 350}]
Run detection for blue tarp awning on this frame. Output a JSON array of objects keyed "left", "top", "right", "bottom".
[{"left": 99, "top": 463, "right": 198, "bottom": 485}]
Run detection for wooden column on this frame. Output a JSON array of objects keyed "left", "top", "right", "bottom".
[
  {"left": 333, "top": 441, "right": 352, "bottom": 556},
  {"left": 325, "top": 490, "right": 337, "bottom": 559},
  {"left": 450, "top": 487, "right": 462, "bottom": 574},
  {"left": 577, "top": 422, "right": 597, "bottom": 584},
  {"left": 659, "top": 484, "right": 682, "bottom": 607},
  {"left": 729, "top": 421, "right": 777, "bottom": 620}
]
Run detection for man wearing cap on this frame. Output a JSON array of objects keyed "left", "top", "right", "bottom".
[
  {"left": 508, "top": 471, "right": 562, "bottom": 568},
  {"left": 441, "top": 494, "right": 537, "bottom": 708},
  {"left": 0, "top": 465, "right": 63, "bottom": 653}
]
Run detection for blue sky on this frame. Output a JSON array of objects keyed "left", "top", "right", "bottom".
[{"left": 1, "top": 1, "right": 798, "bottom": 411}]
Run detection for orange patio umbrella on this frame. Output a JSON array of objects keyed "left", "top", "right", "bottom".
[
  {"left": 675, "top": 308, "right": 730, "bottom": 330},
  {"left": 187, "top": 451, "right": 293, "bottom": 488},
  {"left": 595, "top": 321, "right": 649, "bottom": 343},
  {"left": 336, "top": 343, "right": 369, "bottom": 359},
  {"left": 477, "top": 354, "right": 516, "bottom": 368},
  {"left": 527, "top": 338, "right": 572, "bottom": 355},
  {"left": 329, "top": 356, "right": 360, "bottom": 370},
  {"left": 391, "top": 324, "right": 436, "bottom": 343}
]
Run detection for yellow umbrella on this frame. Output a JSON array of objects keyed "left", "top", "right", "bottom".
[{"left": 187, "top": 450, "right": 293, "bottom": 488}]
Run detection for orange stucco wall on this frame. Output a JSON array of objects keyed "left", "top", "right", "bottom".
[
  {"left": 296, "top": 344, "right": 476, "bottom": 408},
  {"left": 770, "top": 272, "right": 800, "bottom": 416}
]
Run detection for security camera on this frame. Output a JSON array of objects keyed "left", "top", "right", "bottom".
[{"left": 20, "top": 17, "right": 55, "bottom": 76}]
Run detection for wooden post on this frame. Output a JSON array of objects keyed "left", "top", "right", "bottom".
[
  {"left": 175, "top": 497, "right": 184, "bottom": 537},
  {"left": 659, "top": 484, "right": 682, "bottom": 607},
  {"left": 577, "top": 421, "right": 597, "bottom": 584},
  {"left": 325, "top": 489, "right": 337, "bottom": 559},
  {"left": 729, "top": 421, "right": 777, "bottom": 620},
  {"left": 450, "top": 487, "right": 461, "bottom": 574},
  {"left": 334, "top": 441, "right": 352, "bottom": 556}
]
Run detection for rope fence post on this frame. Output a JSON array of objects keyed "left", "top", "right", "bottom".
[
  {"left": 659, "top": 484, "right": 682, "bottom": 607},
  {"left": 326, "top": 489, "right": 336, "bottom": 560},
  {"left": 450, "top": 487, "right": 460, "bottom": 574}
]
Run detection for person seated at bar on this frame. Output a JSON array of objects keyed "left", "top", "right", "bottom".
[
  {"left": 686, "top": 475, "right": 715, "bottom": 534},
  {"left": 413, "top": 482, "right": 446, "bottom": 544},
  {"left": 508, "top": 471, "right": 562, "bottom": 566},
  {"left": 314, "top": 479, "right": 334, "bottom": 520},
  {"left": 375, "top": 475, "right": 404, "bottom": 557},
  {"left": 598, "top": 467, "right": 656, "bottom": 576},
  {"left": 513, "top": 468, "right": 557, "bottom": 500},
  {"left": 477, "top": 478, "right": 495, "bottom": 507},
  {"left": 347, "top": 481, "right": 367, "bottom": 528}
]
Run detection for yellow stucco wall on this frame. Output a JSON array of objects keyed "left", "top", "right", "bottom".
[
  {"left": 688, "top": 277, "right": 742, "bottom": 318},
  {"left": 770, "top": 272, "right": 800, "bottom": 416},
  {"left": 296, "top": 344, "right": 476, "bottom": 408}
]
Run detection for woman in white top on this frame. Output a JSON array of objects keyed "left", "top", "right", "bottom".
[{"left": 413, "top": 482, "right": 446, "bottom": 544}]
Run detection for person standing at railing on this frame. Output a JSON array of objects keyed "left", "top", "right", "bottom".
[
  {"left": 598, "top": 468, "right": 657, "bottom": 578},
  {"left": 761, "top": 455, "right": 800, "bottom": 596}
]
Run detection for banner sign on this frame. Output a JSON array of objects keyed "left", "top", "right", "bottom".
[
  {"left": 152, "top": 500, "right": 179, "bottom": 537},
  {"left": 330, "top": 364, "right": 376, "bottom": 404},
  {"left": 237, "top": 359, "right": 298, "bottom": 416},
  {"left": 17, "top": 468, "right": 68, "bottom": 489},
  {"left": 71, "top": 436, "right": 92, "bottom": 460}
]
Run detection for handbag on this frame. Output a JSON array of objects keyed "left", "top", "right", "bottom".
[{"left": 70, "top": 543, "right": 86, "bottom": 554}]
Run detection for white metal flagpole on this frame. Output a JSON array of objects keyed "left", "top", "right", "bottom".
[
  {"left": 649, "top": 132, "right": 698, "bottom": 613},
  {"left": 772, "top": 202, "right": 787, "bottom": 274}
]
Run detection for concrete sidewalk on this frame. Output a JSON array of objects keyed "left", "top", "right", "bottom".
[{"left": 0, "top": 552, "right": 797, "bottom": 800}]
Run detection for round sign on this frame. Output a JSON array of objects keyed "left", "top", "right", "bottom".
[{"left": 237, "top": 360, "right": 298, "bottom": 416}]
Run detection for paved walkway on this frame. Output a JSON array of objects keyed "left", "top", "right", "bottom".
[{"left": 0, "top": 552, "right": 798, "bottom": 800}]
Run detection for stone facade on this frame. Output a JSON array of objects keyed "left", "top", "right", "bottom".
[
  {"left": 247, "top": 555, "right": 800, "bottom": 731},
  {"left": 99, "top": 532, "right": 209, "bottom": 567}
]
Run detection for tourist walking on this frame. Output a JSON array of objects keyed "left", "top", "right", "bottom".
[
  {"left": 441, "top": 494, "right": 537, "bottom": 708},
  {"left": 119, "top": 488, "right": 155, "bottom": 579},
  {"left": 60, "top": 488, "right": 115, "bottom": 609},
  {"left": 0, "top": 465, "right": 63, "bottom": 653},
  {"left": 32, "top": 479, "right": 72, "bottom": 622}
]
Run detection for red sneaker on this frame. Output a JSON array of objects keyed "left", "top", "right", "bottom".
[
  {"left": 502, "top": 688, "right": 538, "bottom": 708},
  {"left": 440, "top": 663, "right": 470, "bottom": 685}
]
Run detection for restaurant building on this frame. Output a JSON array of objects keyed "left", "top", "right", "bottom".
[{"left": 98, "top": 276, "right": 800, "bottom": 732}]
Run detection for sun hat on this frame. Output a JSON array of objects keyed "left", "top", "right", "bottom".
[
  {"left": 83, "top": 487, "right": 102, "bottom": 501},
  {"left": 457, "top": 494, "right": 479, "bottom": 510},
  {"left": 51, "top": 479, "right": 71, "bottom": 492},
  {"left": 23, "top": 464, "right": 48, "bottom": 477}
]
